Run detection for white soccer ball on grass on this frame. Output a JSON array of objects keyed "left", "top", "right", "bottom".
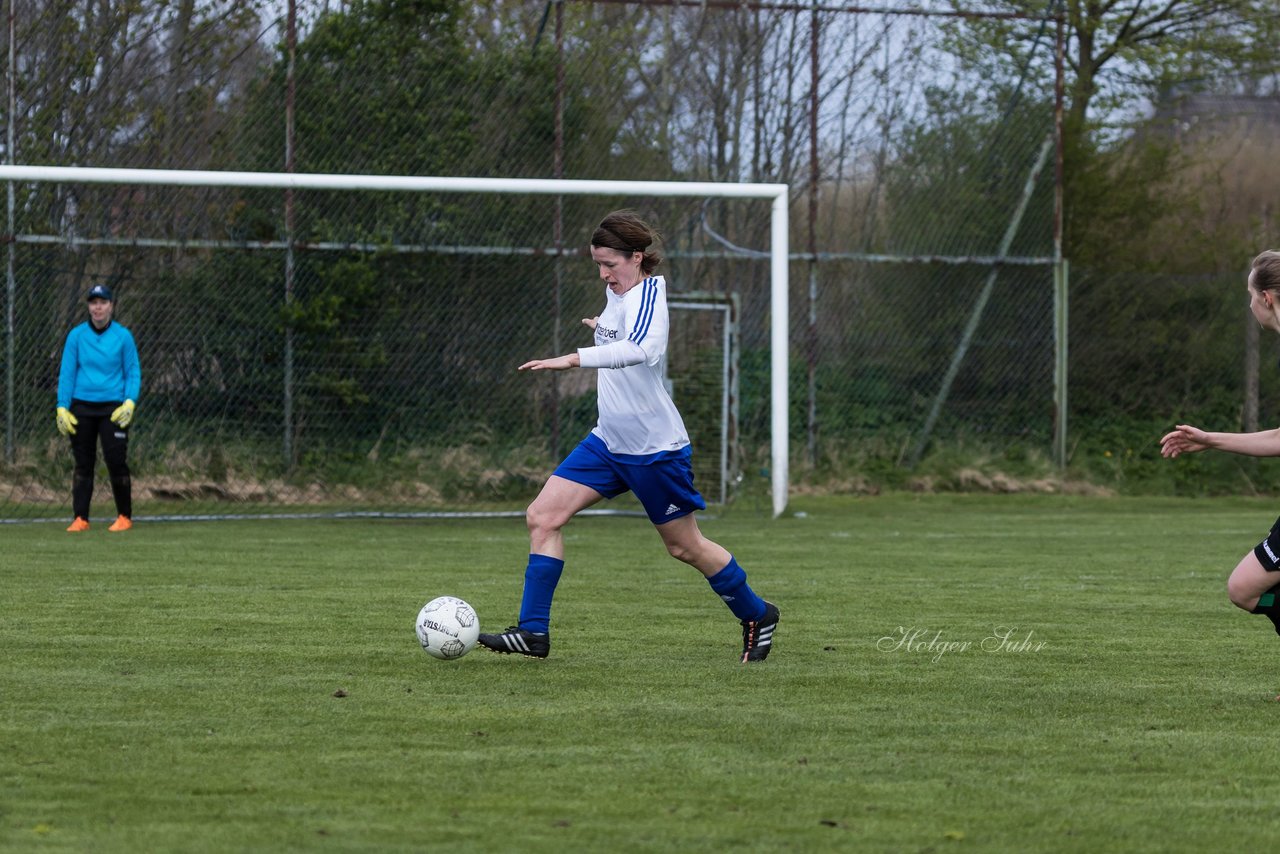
[{"left": 415, "top": 596, "right": 479, "bottom": 660}]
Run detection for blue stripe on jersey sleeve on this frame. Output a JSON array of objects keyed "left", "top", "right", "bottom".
[
  {"left": 628, "top": 278, "right": 657, "bottom": 344},
  {"left": 626, "top": 279, "right": 649, "bottom": 343}
]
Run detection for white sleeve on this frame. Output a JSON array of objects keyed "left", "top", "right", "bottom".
[{"left": 578, "top": 340, "right": 646, "bottom": 370}]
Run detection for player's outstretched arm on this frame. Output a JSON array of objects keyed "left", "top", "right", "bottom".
[
  {"left": 519, "top": 353, "right": 581, "bottom": 372},
  {"left": 1161, "top": 424, "right": 1280, "bottom": 458}
]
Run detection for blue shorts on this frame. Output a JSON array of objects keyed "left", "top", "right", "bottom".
[{"left": 553, "top": 433, "right": 707, "bottom": 525}]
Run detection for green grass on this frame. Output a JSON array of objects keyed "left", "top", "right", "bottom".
[{"left": 3, "top": 493, "right": 1280, "bottom": 852}]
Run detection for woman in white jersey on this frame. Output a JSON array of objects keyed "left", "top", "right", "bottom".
[
  {"left": 478, "top": 210, "right": 778, "bottom": 662},
  {"left": 1162, "top": 250, "right": 1280, "bottom": 679}
]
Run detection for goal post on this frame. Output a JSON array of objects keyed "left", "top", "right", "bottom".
[{"left": 0, "top": 165, "right": 791, "bottom": 518}]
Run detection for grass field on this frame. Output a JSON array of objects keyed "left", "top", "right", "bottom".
[{"left": 4, "top": 493, "right": 1280, "bottom": 852}]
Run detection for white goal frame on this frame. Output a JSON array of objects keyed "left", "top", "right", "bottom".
[{"left": 0, "top": 165, "right": 791, "bottom": 516}]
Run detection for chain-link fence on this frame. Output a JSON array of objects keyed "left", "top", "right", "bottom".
[
  {"left": 1, "top": 0, "right": 1068, "bottom": 519},
  {"left": 1064, "top": 267, "right": 1280, "bottom": 494}
]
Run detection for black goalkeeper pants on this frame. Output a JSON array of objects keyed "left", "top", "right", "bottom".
[{"left": 68, "top": 402, "right": 131, "bottom": 520}]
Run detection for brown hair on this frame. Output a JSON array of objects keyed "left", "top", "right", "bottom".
[
  {"left": 591, "top": 210, "right": 662, "bottom": 275},
  {"left": 1251, "top": 250, "right": 1280, "bottom": 293}
]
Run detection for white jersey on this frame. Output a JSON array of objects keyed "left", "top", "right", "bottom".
[{"left": 576, "top": 275, "right": 690, "bottom": 458}]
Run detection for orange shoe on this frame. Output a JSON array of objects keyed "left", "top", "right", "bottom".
[
  {"left": 66, "top": 517, "right": 90, "bottom": 532},
  {"left": 108, "top": 515, "right": 133, "bottom": 533}
]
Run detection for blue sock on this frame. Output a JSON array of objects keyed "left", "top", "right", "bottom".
[
  {"left": 518, "top": 554, "right": 565, "bottom": 634},
  {"left": 706, "top": 556, "right": 767, "bottom": 622}
]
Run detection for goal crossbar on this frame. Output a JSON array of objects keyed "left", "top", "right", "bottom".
[{"left": 0, "top": 164, "right": 791, "bottom": 517}]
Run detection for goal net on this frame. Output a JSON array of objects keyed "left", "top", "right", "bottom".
[
  {"left": 669, "top": 294, "right": 740, "bottom": 507},
  {"left": 0, "top": 167, "right": 787, "bottom": 522}
]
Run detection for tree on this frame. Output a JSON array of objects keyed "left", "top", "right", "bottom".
[
  {"left": 944, "top": 0, "right": 1276, "bottom": 268},
  {"left": 202, "top": 0, "right": 641, "bottom": 459},
  {"left": 949, "top": 0, "right": 1274, "bottom": 132},
  {"left": 6, "top": 1, "right": 270, "bottom": 236}
]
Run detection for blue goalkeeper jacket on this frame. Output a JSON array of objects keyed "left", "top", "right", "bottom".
[{"left": 57, "top": 321, "right": 141, "bottom": 408}]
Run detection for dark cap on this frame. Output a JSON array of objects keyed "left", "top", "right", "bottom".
[{"left": 86, "top": 284, "right": 113, "bottom": 301}]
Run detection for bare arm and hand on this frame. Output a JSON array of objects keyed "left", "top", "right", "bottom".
[{"left": 1160, "top": 425, "right": 1280, "bottom": 458}]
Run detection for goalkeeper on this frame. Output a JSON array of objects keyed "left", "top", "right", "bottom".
[{"left": 56, "top": 284, "right": 141, "bottom": 533}]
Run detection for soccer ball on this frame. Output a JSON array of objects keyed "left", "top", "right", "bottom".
[{"left": 415, "top": 596, "right": 479, "bottom": 660}]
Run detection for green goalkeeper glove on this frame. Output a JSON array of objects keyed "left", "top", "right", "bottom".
[
  {"left": 56, "top": 407, "right": 78, "bottom": 436},
  {"left": 111, "top": 399, "right": 136, "bottom": 428}
]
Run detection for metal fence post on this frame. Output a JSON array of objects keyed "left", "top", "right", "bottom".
[{"left": 1053, "top": 257, "right": 1069, "bottom": 467}]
